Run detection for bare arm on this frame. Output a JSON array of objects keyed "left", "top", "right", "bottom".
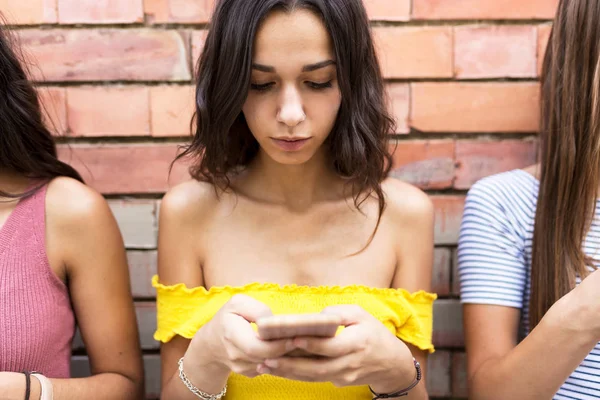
[
  {"left": 0, "top": 178, "right": 144, "bottom": 399},
  {"left": 157, "top": 183, "right": 231, "bottom": 400},
  {"left": 380, "top": 180, "right": 434, "bottom": 400},
  {"left": 465, "top": 282, "right": 599, "bottom": 400},
  {"left": 459, "top": 176, "right": 600, "bottom": 400}
]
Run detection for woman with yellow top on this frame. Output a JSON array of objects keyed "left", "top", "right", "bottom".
[{"left": 154, "top": 0, "right": 436, "bottom": 399}]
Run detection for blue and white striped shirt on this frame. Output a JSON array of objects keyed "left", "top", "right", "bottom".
[{"left": 458, "top": 169, "right": 600, "bottom": 400}]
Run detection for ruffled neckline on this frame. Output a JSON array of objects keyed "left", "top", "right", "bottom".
[{"left": 151, "top": 275, "right": 437, "bottom": 302}]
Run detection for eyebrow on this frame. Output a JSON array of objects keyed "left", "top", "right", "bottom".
[{"left": 251, "top": 60, "right": 336, "bottom": 73}]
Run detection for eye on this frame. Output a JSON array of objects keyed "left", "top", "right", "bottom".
[
  {"left": 250, "top": 82, "right": 275, "bottom": 92},
  {"left": 306, "top": 81, "right": 333, "bottom": 90}
]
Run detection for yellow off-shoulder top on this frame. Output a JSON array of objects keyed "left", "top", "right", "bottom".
[{"left": 153, "top": 276, "right": 436, "bottom": 400}]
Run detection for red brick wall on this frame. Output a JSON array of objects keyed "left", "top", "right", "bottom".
[{"left": 1, "top": 0, "right": 558, "bottom": 398}]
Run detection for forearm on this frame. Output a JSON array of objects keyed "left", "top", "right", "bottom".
[
  {"left": 0, "top": 372, "right": 142, "bottom": 400},
  {"left": 469, "top": 306, "right": 597, "bottom": 400}
]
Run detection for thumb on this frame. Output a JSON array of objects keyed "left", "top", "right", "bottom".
[{"left": 227, "top": 294, "right": 273, "bottom": 323}]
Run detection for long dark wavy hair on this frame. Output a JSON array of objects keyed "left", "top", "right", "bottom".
[
  {"left": 530, "top": 0, "right": 600, "bottom": 329},
  {"left": 0, "top": 15, "right": 82, "bottom": 198},
  {"left": 175, "top": 0, "right": 394, "bottom": 227}
]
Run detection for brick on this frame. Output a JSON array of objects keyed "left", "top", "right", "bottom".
[
  {"left": 67, "top": 86, "right": 150, "bottom": 137},
  {"left": 387, "top": 83, "right": 410, "bottom": 134},
  {"left": 373, "top": 27, "right": 453, "bottom": 79},
  {"left": 71, "top": 354, "right": 161, "bottom": 398},
  {"left": 0, "top": 0, "right": 57, "bottom": 25},
  {"left": 455, "top": 140, "right": 538, "bottom": 189},
  {"left": 38, "top": 87, "right": 67, "bottom": 135},
  {"left": 150, "top": 85, "right": 195, "bottom": 137},
  {"left": 145, "top": 0, "right": 214, "bottom": 23},
  {"left": 413, "top": 0, "right": 559, "bottom": 20},
  {"left": 18, "top": 29, "right": 191, "bottom": 82},
  {"left": 58, "top": 0, "right": 143, "bottom": 24},
  {"left": 72, "top": 302, "right": 157, "bottom": 351},
  {"left": 537, "top": 24, "right": 552, "bottom": 76},
  {"left": 109, "top": 200, "right": 157, "bottom": 249},
  {"left": 135, "top": 302, "right": 159, "bottom": 349},
  {"left": 452, "top": 248, "right": 460, "bottom": 295},
  {"left": 432, "top": 248, "right": 451, "bottom": 295},
  {"left": 363, "top": 0, "right": 410, "bottom": 21},
  {"left": 390, "top": 140, "right": 455, "bottom": 190},
  {"left": 128, "top": 250, "right": 158, "bottom": 297},
  {"left": 57, "top": 144, "right": 190, "bottom": 194},
  {"left": 432, "top": 196, "right": 465, "bottom": 245},
  {"left": 191, "top": 30, "right": 208, "bottom": 68},
  {"left": 452, "top": 352, "right": 469, "bottom": 398},
  {"left": 427, "top": 351, "right": 451, "bottom": 398},
  {"left": 454, "top": 25, "right": 537, "bottom": 79},
  {"left": 433, "top": 299, "right": 464, "bottom": 348},
  {"left": 411, "top": 82, "right": 540, "bottom": 133}
]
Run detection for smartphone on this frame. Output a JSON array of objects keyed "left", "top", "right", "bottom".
[{"left": 256, "top": 313, "right": 343, "bottom": 341}]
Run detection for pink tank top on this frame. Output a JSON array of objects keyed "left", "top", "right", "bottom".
[{"left": 0, "top": 184, "right": 75, "bottom": 378}]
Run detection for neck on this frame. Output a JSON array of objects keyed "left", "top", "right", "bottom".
[{"left": 245, "top": 148, "right": 345, "bottom": 210}]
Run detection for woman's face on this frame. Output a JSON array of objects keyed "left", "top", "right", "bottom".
[{"left": 242, "top": 8, "right": 342, "bottom": 166}]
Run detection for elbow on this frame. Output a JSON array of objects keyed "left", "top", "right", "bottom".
[{"left": 118, "top": 367, "right": 146, "bottom": 400}]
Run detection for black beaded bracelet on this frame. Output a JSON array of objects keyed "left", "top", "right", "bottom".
[
  {"left": 22, "top": 371, "right": 31, "bottom": 400},
  {"left": 369, "top": 358, "right": 422, "bottom": 399}
]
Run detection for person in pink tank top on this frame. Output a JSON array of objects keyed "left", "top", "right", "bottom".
[{"left": 0, "top": 16, "right": 144, "bottom": 400}]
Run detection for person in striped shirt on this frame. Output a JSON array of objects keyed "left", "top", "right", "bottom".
[{"left": 458, "top": 0, "right": 600, "bottom": 399}]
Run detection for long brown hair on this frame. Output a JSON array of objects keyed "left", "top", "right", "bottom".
[
  {"left": 530, "top": 0, "right": 600, "bottom": 329},
  {"left": 175, "top": 0, "right": 394, "bottom": 225},
  {"left": 0, "top": 15, "right": 82, "bottom": 198}
]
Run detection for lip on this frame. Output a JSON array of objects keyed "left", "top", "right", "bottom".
[{"left": 271, "top": 137, "right": 312, "bottom": 152}]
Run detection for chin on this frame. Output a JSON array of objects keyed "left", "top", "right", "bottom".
[
  {"left": 272, "top": 154, "right": 313, "bottom": 165},
  {"left": 265, "top": 150, "right": 314, "bottom": 166}
]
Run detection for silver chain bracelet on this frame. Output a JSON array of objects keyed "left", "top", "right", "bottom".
[{"left": 178, "top": 357, "right": 228, "bottom": 400}]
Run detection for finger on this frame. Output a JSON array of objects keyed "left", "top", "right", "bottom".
[
  {"left": 224, "top": 314, "right": 296, "bottom": 362},
  {"left": 292, "top": 332, "right": 361, "bottom": 357},
  {"left": 230, "top": 361, "right": 268, "bottom": 378},
  {"left": 263, "top": 354, "right": 360, "bottom": 384},
  {"left": 231, "top": 331, "right": 297, "bottom": 361},
  {"left": 227, "top": 294, "right": 274, "bottom": 323},
  {"left": 321, "top": 304, "right": 369, "bottom": 326}
]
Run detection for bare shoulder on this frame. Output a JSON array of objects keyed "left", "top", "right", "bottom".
[
  {"left": 159, "top": 179, "right": 219, "bottom": 226},
  {"left": 45, "top": 176, "right": 112, "bottom": 228},
  {"left": 381, "top": 177, "right": 434, "bottom": 224},
  {"left": 158, "top": 180, "right": 219, "bottom": 287},
  {"left": 522, "top": 163, "right": 540, "bottom": 179}
]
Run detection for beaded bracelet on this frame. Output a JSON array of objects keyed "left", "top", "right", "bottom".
[{"left": 369, "top": 358, "right": 422, "bottom": 399}]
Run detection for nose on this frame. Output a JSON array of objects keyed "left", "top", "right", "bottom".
[{"left": 276, "top": 84, "right": 306, "bottom": 127}]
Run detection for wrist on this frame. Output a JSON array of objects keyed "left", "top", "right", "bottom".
[
  {"left": 0, "top": 372, "right": 41, "bottom": 400},
  {"left": 545, "top": 292, "right": 599, "bottom": 345},
  {"left": 185, "top": 332, "right": 231, "bottom": 391},
  {"left": 369, "top": 367, "right": 418, "bottom": 394},
  {"left": 29, "top": 375, "right": 41, "bottom": 400},
  {"left": 189, "top": 328, "right": 229, "bottom": 371},
  {"left": 369, "top": 348, "right": 418, "bottom": 394}
]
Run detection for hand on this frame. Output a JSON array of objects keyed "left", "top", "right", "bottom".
[
  {"left": 553, "top": 267, "right": 600, "bottom": 339},
  {"left": 258, "top": 305, "right": 416, "bottom": 390},
  {"left": 187, "top": 294, "right": 296, "bottom": 378}
]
